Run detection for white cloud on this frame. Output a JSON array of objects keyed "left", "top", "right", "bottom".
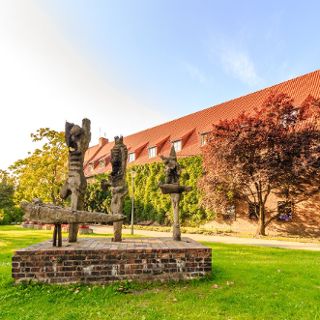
[
  {"left": 182, "top": 62, "right": 207, "bottom": 84},
  {"left": 219, "top": 49, "right": 262, "bottom": 86},
  {"left": 0, "top": 0, "right": 165, "bottom": 169},
  {"left": 208, "top": 36, "right": 262, "bottom": 87}
]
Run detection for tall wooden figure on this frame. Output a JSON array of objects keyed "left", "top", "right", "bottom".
[
  {"left": 159, "top": 146, "right": 191, "bottom": 241},
  {"left": 109, "top": 136, "right": 128, "bottom": 242},
  {"left": 60, "top": 119, "right": 91, "bottom": 242}
]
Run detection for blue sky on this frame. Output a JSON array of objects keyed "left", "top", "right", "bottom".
[
  {"left": 1, "top": 0, "right": 319, "bottom": 168},
  {"left": 43, "top": 0, "right": 320, "bottom": 115}
]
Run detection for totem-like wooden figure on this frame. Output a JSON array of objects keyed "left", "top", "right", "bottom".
[
  {"left": 108, "top": 136, "right": 128, "bottom": 242},
  {"left": 159, "top": 146, "right": 191, "bottom": 241},
  {"left": 60, "top": 118, "right": 91, "bottom": 242}
]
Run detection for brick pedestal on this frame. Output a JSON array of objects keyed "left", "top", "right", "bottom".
[{"left": 12, "top": 238, "right": 212, "bottom": 284}]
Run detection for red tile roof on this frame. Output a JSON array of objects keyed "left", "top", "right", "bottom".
[{"left": 84, "top": 70, "right": 320, "bottom": 177}]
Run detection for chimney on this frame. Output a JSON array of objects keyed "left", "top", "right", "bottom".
[{"left": 99, "top": 137, "right": 108, "bottom": 147}]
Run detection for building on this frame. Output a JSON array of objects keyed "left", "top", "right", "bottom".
[
  {"left": 84, "top": 70, "right": 320, "bottom": 236},
  {"left": 84, "top": 69, "right": 320, "bottom": 177}
]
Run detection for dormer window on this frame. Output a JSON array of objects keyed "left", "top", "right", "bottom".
[
  {"left": 200, "top": 133, "right": 209, "bottom": 146},
  {"left": 148, "top": 147, "right": 157, "bottom": 158},
  {"left": 99, "top": 160, "right": 105, "bottom": 168},
  {"left": 172, "top": 140, "right": 182, "bottom": 152},
  {"left": 128, "top": 152, "right": 135, "bottom": 163}
]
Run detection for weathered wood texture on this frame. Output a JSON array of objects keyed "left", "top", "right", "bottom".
[
  {"left": 159, "top": 184, "right": 192, "bottom": 194},
  {"left": 60, "top": 119, "right": 91, "bottom": 242},
  {"left": 159, "top": 146, "right": 191, "bottom": 241},
  {"left": 21, "top": 201, "right": 124, "bottom": 224},
  {"left": 109, "top": 136, "right": 128, "bottom": 242},
  {"left": 171, "top": 193, "right": 181, "bottom": 241}
]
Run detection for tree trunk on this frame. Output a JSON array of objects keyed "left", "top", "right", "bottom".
[
  {"left": 255, "top": 182, "right": 267, "bottom": 236},
  {"left": 256, "top": 204, "right": 266, "bottom": 236},
  {"left": 171, "top": 193, "right": 181, "bottom": 241}
]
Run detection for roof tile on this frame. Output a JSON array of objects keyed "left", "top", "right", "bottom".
[{"left": 85, "top": 70, "right": 320, "bottom": 177}]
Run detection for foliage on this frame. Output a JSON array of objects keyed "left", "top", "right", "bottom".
[
  {"left": 0, "top": 170, "right": 23, "bottom": 224},
  {"left": 85, "top": 156, "right": 212, "bottom": 226},
  {"left": 0, "top": 207, "right": 23, "bottom": 225},
  {"left": 1, "top": 226, "right": 320, "bottom": 319},
  {"left": 9, "top": 128, "right": 68, "bottom": 205},
  {"left": 0, "top": 170, "right": 14, "bottom": 209},
  {"left": 201, "top": 92, "right": 320, "bottom": 235},
  {"left": 84, "top": 173, "right": 111, "bottom": 213}
]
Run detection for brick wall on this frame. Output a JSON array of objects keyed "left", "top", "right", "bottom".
[{"left": 12, "top": 238, "right": 212, "bottom": 284}]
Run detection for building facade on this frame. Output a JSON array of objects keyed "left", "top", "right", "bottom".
[{"left": 84, "top": 70, "right": 320, "bottom": 236}]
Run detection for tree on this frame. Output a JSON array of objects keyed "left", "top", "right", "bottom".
[
  {"left": 266, "top": 95, "right": 320, "bottom": 207},
  {"left": 201, "top": 92, "right": 320, "bottom": 235},
  {"left": 84, "top": 174, "right": 111, "bottom": 213},
  {"left": 0, "top": 170, "right": 23, "bottom": 224},
  {"left": 10, "top": 128, "right": 68, "bottom": 205},
  {"left": 0, "top": 170, "right": 14, "bottom": 208}
]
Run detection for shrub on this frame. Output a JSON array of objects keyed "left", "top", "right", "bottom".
[{"left": 0, "top": 207, "right": 24, "bottom": 225}]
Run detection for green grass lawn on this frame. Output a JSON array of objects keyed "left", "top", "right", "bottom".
[{"left": 0, "top": 226, "right": 320, "bottom": 320}]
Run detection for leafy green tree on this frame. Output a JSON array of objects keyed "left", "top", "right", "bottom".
[
  {"left": 84, "top": 174, "right": 111, "bottom": 213},
  {"left": 0, "top": 170, "right": 23, "bottom": 224},
  {"left": 0, "top": 170, "right": 14, "bottom": 208},
  {"left": 10, "top": 128, "right": 68, "bottom": 205}
]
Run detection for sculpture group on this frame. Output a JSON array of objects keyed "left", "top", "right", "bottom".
[
  {"left": 14, "top": 118, "right": 213, "bottom": 286},
  {"left": 21, "top": 118, "right": 191, "bottom": 245}
]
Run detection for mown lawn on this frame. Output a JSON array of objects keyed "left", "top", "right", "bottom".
[{"left": 0, "top": 226, "right": 320, "bottom": 320}]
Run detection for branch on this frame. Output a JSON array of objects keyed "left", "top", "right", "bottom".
[
  {"left": 244, "top": 185, "right": 257, "bottom": 203},
  {"left": 265, "top": 212, "right": 280, "bottom": 227},
  {"left": 263, "top": 185, "right": 271, "bottom": 205}
]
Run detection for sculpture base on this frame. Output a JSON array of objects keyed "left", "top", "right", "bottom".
[{"left": 12, "top": 238, "right": 211, "bottom": 284}]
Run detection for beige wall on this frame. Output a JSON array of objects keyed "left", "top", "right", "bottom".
[{"left": 203, "top": 193, "right": 320, "bottom": 237}]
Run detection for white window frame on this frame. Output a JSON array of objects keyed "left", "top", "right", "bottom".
[
  {"left": 172, "top": 140, "right": 182, "bottom": 152},
  {"left": 148, "top": 146, "right": 157, "bottom": 158},
  {"left": 277, "top": 201, "right": 293, "bottom": 221},
  {"left": 99, "top": 160, "right": 105, "bottom": 168},
  {"left": 128, "top": 152, "right": 135, "bottom": 163},
  {"left": 200, "top": 133, "right": 208, "bottom": 146}
]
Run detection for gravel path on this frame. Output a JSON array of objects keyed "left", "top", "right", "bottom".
[{"left": 90, "top": 225, "right": 320, "bottom": 251}]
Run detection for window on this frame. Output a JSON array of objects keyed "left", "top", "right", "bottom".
[
  {"left": 172, "top": 140, "right": 182, "bottom": 152},
  {"left": 281, "top": 109, "right": 298, "bottom": 128},
  {"left": 277, "top": 201, "right": 293, "bottom": 221},
  {"left": 128, "top": 152, "right": 135, "bottom": 163},
  {"left": 248, "top": 203, "right": 259, "bottom": 220},
  {"left": 99, "top": 160, "right": 105, "bottom": 168},
  {"left": 223, "top": 205, "right": 235, "bottom": 220},
  {"left": 200, "top": 133, "right": 208, "bottom": 146},
  {"left": 88, "top": 164, "right": 94, "bottom": 172},
  {"left": 148, "top": 147, "right": 157, "bottom": 158}
]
